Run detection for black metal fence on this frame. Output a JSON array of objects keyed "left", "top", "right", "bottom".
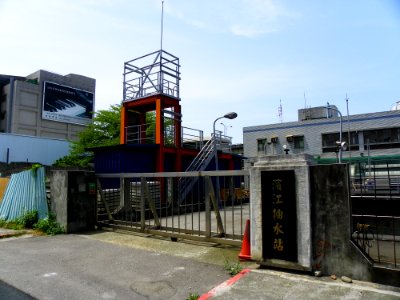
[
  {"left": 350, "top": 161, "right": 400, "bottom": 269},
  {"left": 352, "top": 214, "right": 399, "bottom": 268}
]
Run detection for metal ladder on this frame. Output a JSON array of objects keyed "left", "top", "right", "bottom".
[{"left": 178, "top": 136, "right": 216, "bottom": 203}]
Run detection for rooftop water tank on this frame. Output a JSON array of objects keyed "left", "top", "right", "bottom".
[{"left": 391, "top": 101, "right": 400, "bottom": 111}]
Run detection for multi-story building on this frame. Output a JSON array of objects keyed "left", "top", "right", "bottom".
[
  {"left": 0, "top": 70, "right": 95, "bottom": 164},
  {"left": 1, "top": 70, "right": 95, "bottom": 140},
  {"left": 243, "top": 105, "right": 400, "bottom": 164}
]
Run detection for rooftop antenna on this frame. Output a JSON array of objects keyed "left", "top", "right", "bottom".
[
  {"left": 304, "top": 92, "right": 311, "bottom": 120},
  {"left": 160, "top": 1, "right": 164, "bottom": 51},
  {"left": 278, "top": 99, "right": 283, "bottom": 123}
]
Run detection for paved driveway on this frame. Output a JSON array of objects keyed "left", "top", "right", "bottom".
[{"left": 0, "top": 232, "right": 232, "bottom": 300}]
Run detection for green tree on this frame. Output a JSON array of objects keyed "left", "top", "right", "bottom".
[{"left": 54, "top": 104, "right": 121, "bottom": 167}]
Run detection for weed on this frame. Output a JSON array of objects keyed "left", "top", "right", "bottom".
[
  {"left": 224, "top": 260, "right": 243, "bottom": 276},
  {"left": 30, "top": 163, "right": 42, "bottom": 174},
  {"left": 0, "top": 218, "right": 24, "bottom": 230},
  {"left": 186, "top": 292, "right": 199, "bottom": 300},
  {"left": 34, "top": 213, "right": 65, "bottom": 235},
  {"left": 0, "top": 210, "right": 64, "bottom": 236},
  {"left": 17, "top": 210, "right": 39, "bottom": 228}
]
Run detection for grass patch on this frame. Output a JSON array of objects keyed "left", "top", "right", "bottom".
[{"left": 0, "top": 218, "right": 24, "bottom": 230}]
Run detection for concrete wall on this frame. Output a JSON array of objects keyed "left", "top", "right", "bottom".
[
  {"left": 0, "top": 133, "right": 70, "bottom": 165},
  {"left": 310, "top": 164, "right": 373, "bottom": 281}
]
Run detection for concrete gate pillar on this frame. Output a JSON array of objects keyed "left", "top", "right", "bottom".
[
  {"left": 249, "top": 154, "right": 314, "bottom": 271},
  {"left": 49, "top": 170, "right": 97, "bottom": 233}
]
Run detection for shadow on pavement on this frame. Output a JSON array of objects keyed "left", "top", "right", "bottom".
[{"left": 0, "top": 280, "right": 36, "bottom": 300}]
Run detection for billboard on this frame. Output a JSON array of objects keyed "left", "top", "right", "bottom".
[{"left": 42, "top": 81, "right": 94, "bottom": 125}]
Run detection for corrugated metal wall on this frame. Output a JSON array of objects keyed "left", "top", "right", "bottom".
[{"left": 0, "top": 167, "right": 48, "bottom": 220}]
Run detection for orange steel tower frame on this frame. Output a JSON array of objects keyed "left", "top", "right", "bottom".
[{"left": 120, "top": 50, "right": 183, "bottom": 172}]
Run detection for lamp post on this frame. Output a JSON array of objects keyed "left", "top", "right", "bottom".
[
  {"left": 213, "top": 112, "right": 237, "bottom": 170},
  {"left": 213, "top": 112, "right": 237, "bottom": 205},
  {"left": 220, "top": 122, "right": 232, "bottom": 136},
  {"left": 326, "top": 104, "right": 345, "bottom": 163}
]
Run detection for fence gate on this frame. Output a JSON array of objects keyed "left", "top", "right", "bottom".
[{"left": 96, "top": 170, "right": 250, "bottom": 246}]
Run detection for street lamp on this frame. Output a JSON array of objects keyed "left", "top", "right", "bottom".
[
  {"left": 213, "top": 112, "right": 238, "bottom": 171},
  {"left": 213, "top": 112, "right": 237, "bottom": 205},
  {"left": 220, "top": 122, "right": 232, "bottom": 136},
  {"left": 326, "top": 104, "right": 346, "bottom": 163}
]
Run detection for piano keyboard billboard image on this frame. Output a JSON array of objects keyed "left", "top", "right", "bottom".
[{"left": 42, "top": 81, "right": 94, "bottom": 125}]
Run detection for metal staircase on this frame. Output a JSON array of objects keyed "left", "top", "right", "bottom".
[{"left": 178, "top": 136, "right": 216, "bottom": 204}]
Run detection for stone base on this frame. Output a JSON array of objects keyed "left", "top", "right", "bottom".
[{"left": 258, "top": 259, "right": 312, "bottom": 272}]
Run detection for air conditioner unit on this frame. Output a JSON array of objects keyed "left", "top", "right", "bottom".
[
  {"left": 271, "top": 137, "right": 278, "bottom": 143},
  {"left": 286, "top": 135, "right": 294, "bottom": 142}
]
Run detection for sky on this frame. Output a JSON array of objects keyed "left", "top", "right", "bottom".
[{"left": 1, "top": 0, "right": 400, "bottom": 143}]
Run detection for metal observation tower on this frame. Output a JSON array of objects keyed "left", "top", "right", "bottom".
[
  {"left": 93, "top": 49, "right": 240, "bottom": 179},
  {"left": 123, "top": 49, "right": 180, "bottom": 101},
  {"left": 119, "top": 49, "right": 184, "bottom": 172}
]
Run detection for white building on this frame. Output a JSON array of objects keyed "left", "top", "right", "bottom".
[{"left": 243, "top": 105, "right": 400, "bottom": 164}]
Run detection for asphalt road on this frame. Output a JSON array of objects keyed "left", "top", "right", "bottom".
[{"left": 0, "top": 233, "right": 232, "bottom": 300}]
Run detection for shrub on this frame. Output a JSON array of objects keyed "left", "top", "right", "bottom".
[
  {"left": 17, "top": 210, "right": 39, "bottom": 228},
  {"left": 1, "top": 211, "right": 64, "bottom": 235},
  {"left": 34, "top": 213, "right": 65, "bottom": 235}
]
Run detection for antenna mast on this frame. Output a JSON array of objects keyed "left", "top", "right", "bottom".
[
  {"left": 278, "top": 99, "right": 283, "bottom": 123},
  {"left": 160, "top": 1, "right": 164, "bottom": 51}
]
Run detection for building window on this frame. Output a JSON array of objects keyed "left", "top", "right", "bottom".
[
  {"left": 257, "top": 138, "right": 267, "bottom": 155},
  {"left": 322, "top": 132, "right": 359, "bottom": 153},
  {"left": 293, "top": 136, "right": 304, "bottom": 149},
  {"left": 364, "top": 128, "right": 400, "bottom": 150}
]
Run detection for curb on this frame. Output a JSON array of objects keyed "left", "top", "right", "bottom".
[
  {"left": 0, "top": 233, "right": 18, "bottom": 239},
  {"left": 199, "top": 268, "right": 251, "bottom": 300}
]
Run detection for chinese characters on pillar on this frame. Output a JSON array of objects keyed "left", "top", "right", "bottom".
[
  {"left": 262, "top": 170, "right": 297, "bottom": 262},
  {"left": 272, "top": 179, "right": 284, "bottom": 252}
]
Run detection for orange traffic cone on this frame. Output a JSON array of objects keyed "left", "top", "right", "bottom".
[{"left": 239, "top": 219, "right": 251, "bottom": 261}]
